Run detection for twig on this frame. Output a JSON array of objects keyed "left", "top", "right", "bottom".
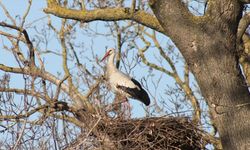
[
  {"left": 0, "top": 1, "right": 16, "bottom": 24},
  {"left": 54, "top": 75, "right": 69, "bottom": 101},
  {"left": 82, "top": 116, "right": 101, "bottom": 143},
  {"left": 131, "top": 0, "right": 136, "bottom": 13},
  {"left": 0, "top": 22, "right": 35, "bottom": 66},
  {"left": 13, "top": 119, "right": 27, "bottom": 150}
]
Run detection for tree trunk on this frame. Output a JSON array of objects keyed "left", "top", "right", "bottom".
[{"left": 150, "top": 0, "right": 250, "bottom": 149}]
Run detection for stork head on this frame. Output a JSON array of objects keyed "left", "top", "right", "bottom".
[{"left": 101, "top": 48, "right": 115, "bottom": 62}]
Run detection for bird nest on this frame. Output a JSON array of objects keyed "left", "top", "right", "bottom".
[{"left": 65, "top": 116, "right": 206, "bottom": 150}]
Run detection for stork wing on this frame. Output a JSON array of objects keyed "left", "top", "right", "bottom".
[{"left": 116, "top": 78, "right": 150, "bottom": 106}]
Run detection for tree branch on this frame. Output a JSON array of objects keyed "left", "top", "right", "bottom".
[
  {"left": 44, "top": 0, "right": 164, "bottom": 34},
  {"left": 0, "top": 101, "right": 79, "bottom": 126},
  {"left": 0, "top": 104, "right": 49, "bottom": 120},
  {"left": 0, "top": 30, "right": 25, "bottom": 42},
  {"left": 0, "top": 22, "right": 35, "bottom": 67},
  {"left": 54, "top": 75, "right": 69, "bottom": 101},
  {"left": 0, "top": 87, "right": 48, "bottom": 102},
  {"left": 149, "top": 0, "right": 202, "bottom": 53},
  {"left": 240, "top": 34, "right": 250, "bottom": 85},
  {"left": 237, "top": 12, "right": 250, "bottom": 44},
  {"left": 149, "top": 0, "right": 200, "bottom": 34},
  {"left": 59, "top": 19, "right": 76, "bottom": 101}
]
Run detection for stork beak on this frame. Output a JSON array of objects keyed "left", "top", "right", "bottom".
[{"left": 101, "top": 51, "right": 110, "bottom": 62}]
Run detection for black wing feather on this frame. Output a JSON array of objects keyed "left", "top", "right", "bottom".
[{"left": 116, "top": 78, "right": 150, "bottom": 106}]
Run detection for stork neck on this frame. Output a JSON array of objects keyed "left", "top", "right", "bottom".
[{"left": 107, "top": 52, "right": 117, "bottom": 75}]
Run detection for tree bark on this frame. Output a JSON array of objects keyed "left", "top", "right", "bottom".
[{"left": 150, "top": 0, "right": 250, "bottom": 149}]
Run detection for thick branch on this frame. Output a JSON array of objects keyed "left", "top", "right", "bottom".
[
  {"left": 44, "top": 0, "right": 164, "bottom": 34},
  {"left": 149, "top": 0, "right": 199, "bottom": 33},
  {"left": 149, "top": 0, "right": 202, "bottom": 53},
  {"left": 237, "top": 12, "right": 250, "bottom": 44},
  {"left": 240, "top": 34, "right": 250, "bottom": 85}
]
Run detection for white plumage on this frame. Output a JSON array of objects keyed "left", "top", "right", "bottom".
[{"left": 101, "top": 48, "right": 150, "bottom": 106}]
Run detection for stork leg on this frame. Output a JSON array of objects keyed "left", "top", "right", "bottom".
[
  {"left": 112, "top": 94, "right": 130, "bottom": 119},
  {"left": 121, "top": 99, "right": 132, "bottom": 119}
]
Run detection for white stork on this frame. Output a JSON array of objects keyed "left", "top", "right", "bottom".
[{"left": 101, "top": 48, "right": 150, "bottom": 106}]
